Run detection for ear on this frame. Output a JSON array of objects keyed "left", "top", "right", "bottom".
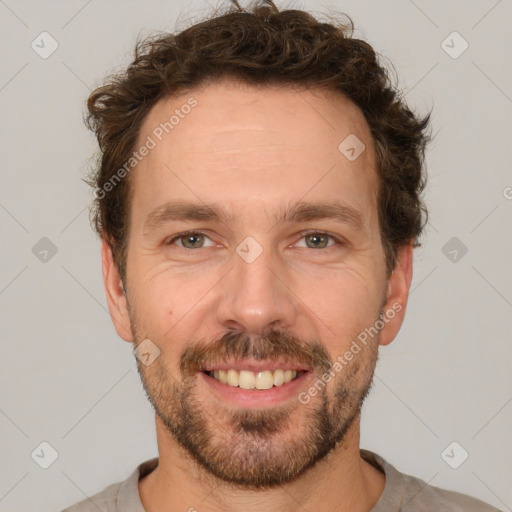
[
  {"left": 101, "top": 237, "right": 134, "bottom": 342},
  {"left": 379, "top": 241, "right": 414, "bottom": 347}
]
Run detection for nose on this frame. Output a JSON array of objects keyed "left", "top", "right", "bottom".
[{"left": 215, "top": 242, "right": 297, "bottom": 335}]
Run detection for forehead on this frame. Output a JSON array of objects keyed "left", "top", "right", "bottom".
[{"left": 131, "top": 80, "right": 378, "bottom": 227}]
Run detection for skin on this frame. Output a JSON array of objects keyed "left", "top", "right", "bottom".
[{"left": 102, "top": 79, "right": 413, "bottom": 512}]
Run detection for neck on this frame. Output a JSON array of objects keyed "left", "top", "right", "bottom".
[{"left": 139, "top": 413, "right": 386, "bottom": 512}]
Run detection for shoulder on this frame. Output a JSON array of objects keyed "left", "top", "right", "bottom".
[
  {"left": 60, "top": 481, "right": 121, "bottom": 512},
  {"left": 60, "top": 458, "right": 158, "bottom": 512},
  {"left": 401, "top": 472, "right": 502, "bottom": 511},
  {"left": 361, "top": 449, "right": 503, "bottom": 512}
]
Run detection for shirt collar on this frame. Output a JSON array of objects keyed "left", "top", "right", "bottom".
[{"left": 117, "top": 450, "right": 402, "bottom": 511}]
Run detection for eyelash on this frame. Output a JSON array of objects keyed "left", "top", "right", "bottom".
[{"left": 166, "top": 230, "right": 345, "bottom": 249}]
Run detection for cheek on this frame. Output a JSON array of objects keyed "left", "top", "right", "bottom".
[
  {"left": 130, "top": 273, "right": 212, "bottom": 369},
  {"left": 298, "top": 267, "right": 383, "bottom": 345},
  {"left": 309, "top": 298, "right": 381, "bottom": 382},
  {"left": 131, "top": 281, "right": 175, "bottom": 334}
]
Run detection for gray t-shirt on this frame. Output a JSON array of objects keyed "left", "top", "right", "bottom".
[{"left": 61, "top": 449, "right": 502, "bottom": 511}]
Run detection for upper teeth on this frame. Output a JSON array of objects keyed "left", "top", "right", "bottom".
[{"left": 210, "top": 369, "right": 299, "bottom": 390}]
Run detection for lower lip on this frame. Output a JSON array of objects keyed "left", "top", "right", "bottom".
[{"left": 199, "top": 371, "right": 313, "bottom": 407}]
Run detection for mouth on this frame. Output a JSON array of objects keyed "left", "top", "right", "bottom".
[
  {"left": 204, "top": 369, "right": 305, "bottom": 390},
  {"left": 198, "top": 360, "right": 313, "bottom": 407}
]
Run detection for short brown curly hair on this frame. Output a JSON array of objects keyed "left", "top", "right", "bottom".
[{"left": 85, "top": 0, "right": 431, "bottom": 284}]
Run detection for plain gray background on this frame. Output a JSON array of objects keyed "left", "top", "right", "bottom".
[{"left": 0, "top": 0, "right": 511, "bottom": 510}]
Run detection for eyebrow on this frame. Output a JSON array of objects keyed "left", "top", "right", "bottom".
[{"left": 142, "top": 199, "right": 365, "bottom": 234}]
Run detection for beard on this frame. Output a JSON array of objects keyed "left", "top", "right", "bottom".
[{"left": 131, "top": 319, "right": 380, "bottom": 489}]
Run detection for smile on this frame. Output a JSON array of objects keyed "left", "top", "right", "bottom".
[{"left": 205, "top": 369, "right": 304, "bottom": 390}]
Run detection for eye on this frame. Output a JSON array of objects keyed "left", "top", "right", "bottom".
[
  {"left": 166, "top": 230, "right": 343, "bottom": 251},
  {"left": 295, "top": 231, "right": 341, "bottom": 249},
  {"left": 167, "top": 231, "right": 216, "bottom": 249}
]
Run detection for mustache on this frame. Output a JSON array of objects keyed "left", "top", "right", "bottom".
[{"left": 180, "top": 328, "right": 333, "bottom": 375}]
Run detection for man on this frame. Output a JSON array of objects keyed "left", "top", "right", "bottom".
[{"left": 62, "top": 1, "right": 501, "bottom": 511}]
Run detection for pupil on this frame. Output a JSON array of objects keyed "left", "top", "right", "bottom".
[
  {"left": 185, "top": 234, "right": 202, "bottom": 248},
  {"left": 308, "top": 234, "right": 326, "bottom": 248}
]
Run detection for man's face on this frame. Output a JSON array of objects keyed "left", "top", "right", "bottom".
[{"left": 104, "top": 80, "right": 410, "bottom": 487}]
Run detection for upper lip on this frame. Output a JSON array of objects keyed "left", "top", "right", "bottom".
[{"left": 202, "top": 360, "right": 310, "bottom": 373}]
